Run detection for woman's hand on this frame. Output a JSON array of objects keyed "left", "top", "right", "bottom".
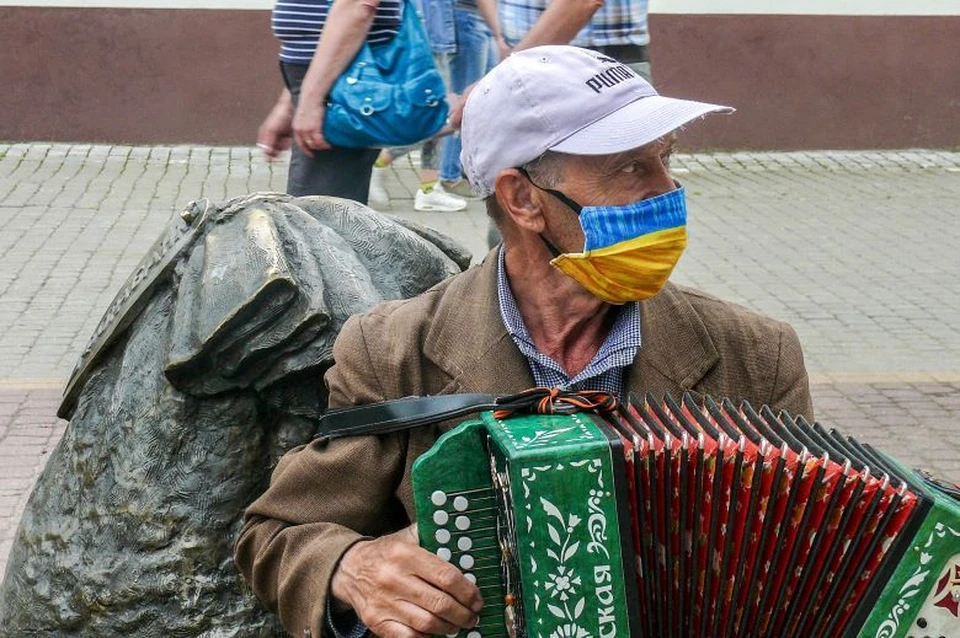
[
  {"left": 257, "top": 89, "right": 295, "bottom": 160},
  {"left": 292, "top": 96, "right": 331, "bottom": 157}
]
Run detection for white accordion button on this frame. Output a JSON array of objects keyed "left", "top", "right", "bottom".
[
  {"left": 467, "top": 631, "right": 481, "bottom": 638},
  {"left": 453, "top": 496, "right": 469, "bottom": 511},
  {"left": 431, "top": 490, "right": 447, "bottom": 506},
  {"left": 435, "top": 529, "right": 451, "bottom": 544},
  {"left": 465, "top": 572, "right": 477, "bottom": 584},
  {"left": 459, "top": 554, "right": 475, "bottom": 569},
  {"left": 433, "top": 510, "right": 449, "bottom": 526},
  {"left": 455, "top": 515, "right": 471, "bottom": 531},
  {"left": 437, "top": 547, "right": 452, "bottom": 561},
  {"left": 457, "top": 537, "right": 473, "bottom": 551}
]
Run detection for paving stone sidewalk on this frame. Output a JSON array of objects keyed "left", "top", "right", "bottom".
[{"left": 1, "top": 144, "right": 958, "bottom": 581}]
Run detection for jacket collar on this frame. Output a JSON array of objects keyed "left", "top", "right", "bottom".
[
  {"left": 626, "top": 282, "right": 719, "bottom": 396},
  {"left": 423, "top": 249, "right": 535, "bottom": 394},
  {"left": 424, "top": 248, "right": 718, "bottom": 396}
]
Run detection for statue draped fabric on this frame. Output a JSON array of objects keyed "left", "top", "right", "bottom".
[{"left": 0, "top": 193, "right": 470, "bottom": 635}]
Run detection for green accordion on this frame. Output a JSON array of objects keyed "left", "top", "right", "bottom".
[{"left": 411, "top": 394, "right": 960, "bottom": 638}]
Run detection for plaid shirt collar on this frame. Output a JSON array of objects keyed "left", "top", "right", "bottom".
[{"left": 495, "top": 246, "right": 641, "bottom": 394}]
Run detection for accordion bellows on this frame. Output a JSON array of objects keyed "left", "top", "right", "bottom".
[{"left": 412, "top": 393, "right": 960, "bottom": 638}]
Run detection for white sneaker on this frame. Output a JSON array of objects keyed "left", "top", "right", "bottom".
[
  {"left": 368, "top": 166, "right": 389, "bottom": 205},
  {"left": 414, "top": 184, "right": 467, "bottom": 212}
]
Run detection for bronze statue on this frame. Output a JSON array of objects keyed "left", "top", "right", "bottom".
[{"left": 0, "top": 193, "right": 470, "bottom": 635}]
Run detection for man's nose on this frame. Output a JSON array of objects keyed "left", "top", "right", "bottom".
[{"left": 646, "top": 157, "right": 676, "bottom": 198}]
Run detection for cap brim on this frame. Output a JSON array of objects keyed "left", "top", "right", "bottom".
[{"left": 550, "top": 95, "right": 734, "bottom": 155}]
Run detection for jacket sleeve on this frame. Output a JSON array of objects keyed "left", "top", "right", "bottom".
[
  {"left": 769, "top": 322, "right": 814, "bottom": 421},
  {"left": 235, "top": 313, "right": 409, "bottom": 637}
]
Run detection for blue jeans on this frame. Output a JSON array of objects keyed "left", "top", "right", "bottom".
[{"left": 439, "top": 9, "right": 493, "bottom": 182}]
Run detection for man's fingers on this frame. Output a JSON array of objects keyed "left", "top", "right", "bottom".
[
  {"left": 375, "top": 541, "right": 483, "bottom": 625},
  {"left": 393, "top": 598, "right": 462, "bottom": 636},
  {"left": 396, "top": 522, "right": 418, "bottom": 544},
  {"left": 381, "top": 539, "right": 483, "bottom": 614},
  {"left": 335, "top": 533, "right": 482, "bottom": 635},
  {"left": 368, "top": 619, "right": 428, "bottom": 638},
  {"left": 412, "top": 555, "right": 483, "bottom": 614},
  {"left": 391, "top": 572, "right": 479, "bottom": 629}
]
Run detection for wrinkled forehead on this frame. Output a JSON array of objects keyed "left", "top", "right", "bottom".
[{"left": 535, "top": 133, "right": 679, "bottom": 172}]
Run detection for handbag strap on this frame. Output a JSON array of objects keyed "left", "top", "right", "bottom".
[{"left": 315, "top": 387, "right": 620, "bottom": 439}]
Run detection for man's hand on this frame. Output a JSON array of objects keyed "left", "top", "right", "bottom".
[
  {"left": 331, "top": 524, "right": 484, "bottom": 638},
  {"left": 257, "top": 89, "right": 295, "bottom": 160}
]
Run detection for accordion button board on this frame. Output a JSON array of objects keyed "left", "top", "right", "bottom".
[{"left": 411, "top": 393, "right": 960, "bottom": 637}]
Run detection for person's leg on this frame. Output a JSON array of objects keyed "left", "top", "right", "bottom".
[
  {"left": 439, "top": 10, "right": 492, "bottom": 187},
  {"left": 367, "top": 149, "right": 393, "bottom": 205},
  {"left": 420, "top": 139, "right": 439, "bottom": 185},
  {"left": 485, "top": 31, "right": 497, "bottom": 73},
  {"left": 281, "top": 62, "right": 381, "bottom": 202},
  {"left": 415, "top": 138, "right": 467, "bottom": 211},
  {"left": 413, "top": 49, "right": 466, "bottom": 211},
  {"left": 438, "top": 131, "right": 462, "bottom": 186}
]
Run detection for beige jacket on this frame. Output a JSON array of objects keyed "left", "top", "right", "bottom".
[{"left": 235, "top": 252, "right": 813, "bottom": 636}]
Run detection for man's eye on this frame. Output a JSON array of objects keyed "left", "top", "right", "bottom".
[{"left": 621, "top": 162, "right": 639, "bottom": 174}]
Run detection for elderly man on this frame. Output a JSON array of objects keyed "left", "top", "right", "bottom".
[{"left": 236, "top": 46, "right": 813, "bottom": 638}]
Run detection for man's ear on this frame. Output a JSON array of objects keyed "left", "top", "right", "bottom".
[{"left": 494, "top": 169, "right": 547, "bottom": 233}]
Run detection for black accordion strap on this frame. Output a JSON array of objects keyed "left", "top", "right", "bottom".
[
  {"left": 315, "top": 387, "right": 619, "bottom": 440},
  {"left": 316, "top": 393, "right": 499, "bottom": 440}
]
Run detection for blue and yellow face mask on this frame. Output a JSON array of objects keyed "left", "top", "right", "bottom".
[{"left": 528, "top": 175, "right": 688, "bottom": 304}]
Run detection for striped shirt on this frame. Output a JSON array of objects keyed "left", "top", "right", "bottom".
[
  {"left": 499, "top": 0, "right": 649, "bottom": 49},
  {"left": 496, "top": 247, "right": 641, "bottom": 396},
  {"left": 273, "top": 0, "right": 404, "bottom": 64}
]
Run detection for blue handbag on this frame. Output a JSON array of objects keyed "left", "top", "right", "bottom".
[{"left": 323, "top": 0, "right": 449, "bottom": 149}]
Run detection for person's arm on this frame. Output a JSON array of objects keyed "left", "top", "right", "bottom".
[
  {"left": 448, "top": 0, "right": 604, "bottom": 128},
  {"left": 293, "top": 0, "right": 381, "bottom": 156},
  {"left": 769, "top": 322, "right": 814, "bottom": 421},
  {"left": 512, "top": 0, "right": 604, "bottom": 52},
  {"left": 235, "top": 314, "right": 483, "bottom": 638},
  {"left": 257, "top": 88, "right": 294, "bottom": 160},
  {"left": 476, "top": 0, "right": 510, "bottom": 61}
]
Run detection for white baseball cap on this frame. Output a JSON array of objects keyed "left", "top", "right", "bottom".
[{"left": 460, "top": 45, "right": 734, "bottom": 198}]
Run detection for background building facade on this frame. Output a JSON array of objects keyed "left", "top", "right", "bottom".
[{"left": 1, "top": 0, "right": 957, "bottom": 149}]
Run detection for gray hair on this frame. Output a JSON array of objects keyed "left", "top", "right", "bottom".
[
  {"left": 521, "top": 150, "right": 566, "bottom": 188},
  {"left": 484, "top": 150, "right": 568, "bottom": 229}
]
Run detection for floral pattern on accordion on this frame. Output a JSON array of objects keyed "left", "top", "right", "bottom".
[
  {"left": 932, "top": 561, "right": 960, "bottom": 617},
  {"left": 521, "top": 455, "right": 617, "bottom": 638},
  {"left": 874, "top": 522, "right": 960, "bottom": 638}
]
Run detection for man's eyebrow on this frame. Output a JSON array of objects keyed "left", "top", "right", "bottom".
[
  {"left": 593, "top": 135, "right": 679, "bottom": 171},
  {"left": 625, "top": 137, "right": 677, "bottom": 161},
  {"left": 659, "top": 134, "right": 678, "bottom": 153}
]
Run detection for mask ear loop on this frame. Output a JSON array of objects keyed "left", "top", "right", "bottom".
[
  {"left": 516, "top": 166, "right": 584, "bottom": 214},
  {"left": 516, "top": 166, "right": 584, "bottom": 258}
]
